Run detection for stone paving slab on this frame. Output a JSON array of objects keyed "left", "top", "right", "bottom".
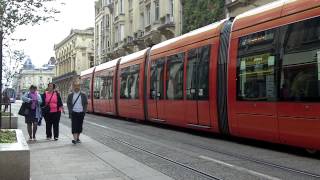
[{"left": 17, "top": 115, "right": 174, "bottom": 180}]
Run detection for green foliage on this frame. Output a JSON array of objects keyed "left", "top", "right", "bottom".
[
  {"left": 0, "top": 112, "right": 12, "bottom": 116},
  {"left": 0, "top": 0, "right": 60, "bottom": 37},
  {"left": 0, "top": 0, "right": 61, "bottom": 88},
  {"left": 182, "top": 0, "right": 225, "bottom": 34},
  {"left": 0, "top": 130, "right": 16, "bottom": 143}
]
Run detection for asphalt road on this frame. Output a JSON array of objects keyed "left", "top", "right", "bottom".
[{"left": 12, "top": 101, "right": 320, "bottom": 180}]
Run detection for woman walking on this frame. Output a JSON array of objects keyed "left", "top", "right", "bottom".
[
  {"left": 22, "top": 85, "right": 42, "bottom": 141},
  {"left": 42, "top": 83, "right": 64, "bottom": 140}
]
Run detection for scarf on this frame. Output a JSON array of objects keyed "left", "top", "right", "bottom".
[{"left": 30, "top": 92, "right": 38, "bottom": 110}]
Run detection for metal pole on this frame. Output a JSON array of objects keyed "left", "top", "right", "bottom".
[
  {"left": 9, "top": 103, "right": 11, "bottom": 128},
  {"left": 0, "top": 31, "right": 3, "bottom": 128}
]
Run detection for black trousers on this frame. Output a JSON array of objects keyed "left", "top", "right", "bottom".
[
  {"left": 44, "top": 112, "right": 61, "bottom": 138},
  {"left": 71, "top": 111, "right": 85, "bottom": 134}
]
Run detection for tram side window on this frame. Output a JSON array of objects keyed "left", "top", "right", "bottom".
[
  {"left": 166, "top": 53, "right": 184, "bottom": 100},
  {"left": 128, "top": 64, "right": 140, "bottom": 99},
  {"left": 107, "top": 76, "right": 113, "bottom": 99},
  {"left": 94, "top": 76, "right": 102, "bottom": 99},
  {"left": 150, "top": 58, "right": 165, "bottom": 99},
  {"left": 237, "top": 29, "right": 276, "bottom": 101},
  {"left": 198, "top": 45, "right": 210, "bottom": 100},
  {"left": 186, "top": 45, "right": 211, "bottom": 100},
  {"left": 120, "top": 67, "right": 129, "bottom": 99},
  {"left": 156, "top": 61, "right": 164, "bottom": 99},
  {"left": 120, "top": 65, "right": 140, "bottom": 99},
  {"left": 100, "top": 76, "right": 108, "bottom": 99},
  {"left": 150, "top": 61, "right": 157, "bottom": 99},
  {"left": 280, "top": 17, "right": 320, "bottom": 102},
  {"left": 81, "top": 78, "right": 91, "bottom": 98},
  {"left": 186, "top": 49, "right": 198, "bottom": 100}
]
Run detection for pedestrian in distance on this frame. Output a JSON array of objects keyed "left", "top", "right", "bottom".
[
  {"left": 41, "top": 83, "right": 64, "bottom": 141},
  {"left": 67, "top": 81, "right": 88, "bottom": 144},
  {"left": 22, "top": 85, "right": 42, "bottom": 141},
  {"left": 2, "top": 91, "right": 10, "bottom": 112}
]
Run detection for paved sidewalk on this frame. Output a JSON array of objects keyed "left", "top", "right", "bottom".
[{"left": 17, "top": 117, "right": 173, "bottom": 180}]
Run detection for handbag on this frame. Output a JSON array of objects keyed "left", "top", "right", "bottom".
[
  {"left": 18, "top": 102, "right": 31, "bottom": 116},
  {"left": 41, "top": 92, "right": 54, "bottom": 116}
]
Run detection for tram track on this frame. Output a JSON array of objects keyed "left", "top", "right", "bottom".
[
  {"left": 183, "top": 142, "right": 320, "bottom": 179},
  {"left": 102, "top": 133, "right": 223, "bottom": 180},
  {"left": 72, "top": 116, "right": 320, "bottom": 179},
  {"left": 105, "top": 129, "right": 320, "bottom": 180}
]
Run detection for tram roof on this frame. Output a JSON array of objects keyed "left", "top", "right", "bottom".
[
  {"left": 150, "top": 19, "right": 226, "bottom": 55},
  {"left": 119, "top": 48, "right": 149, "bottom": 65},
  {"left": 80, "top": 66, "right": 95, "bottom": 76},
  {"left": 95, "top": 58, "right": 119, "bottom": 72}
]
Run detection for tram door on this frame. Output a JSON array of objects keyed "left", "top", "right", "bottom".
[
  {"left": 185, "top": 45, "right": 211, "bottom": 127},
  {"left": 149, "top": 58, "right": 165, "bottom": 121},
  {"left": 277, "top": 17, "right": 320, "bottom": 148}
]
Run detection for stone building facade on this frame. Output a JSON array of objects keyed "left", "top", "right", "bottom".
[
  {"left": 16, "top": 58, "right": 55, "bottom": 97},
  {"left": 225, "top": 0, "right": 276, "bottom": 17},
  {"left": 53, "top": 28, "right": 94, "bottom": 101},
  {"left": 94, "top": 0, "right": 183, "bottom": 65}
]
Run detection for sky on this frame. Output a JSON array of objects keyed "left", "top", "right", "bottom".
[{"left": 11, "top": 0, "right": 95, "bottom": 68}]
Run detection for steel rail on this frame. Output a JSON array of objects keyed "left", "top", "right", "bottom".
[
  {"left": 104, "top": 134, "right": 223, "bottom": 180},
  {"left": 184, "top": 142, "right": 320, "bottom": 179}
]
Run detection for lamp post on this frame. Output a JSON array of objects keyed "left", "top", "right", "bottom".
[{"left": 0, "top": 30, "right": 3, "bottom": 128}]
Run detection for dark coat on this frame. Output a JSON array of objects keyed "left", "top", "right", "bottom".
[{"left": 67, "top": 92, "right": 88, "bottom": 118}]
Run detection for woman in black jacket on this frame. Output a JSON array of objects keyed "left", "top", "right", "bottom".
[{"left": 41, "top": 83, "right": 64, "bottom": 140}]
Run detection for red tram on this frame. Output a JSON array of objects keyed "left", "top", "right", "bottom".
[{"left": 81, "top": 0, "right": 320, "bottom": 151}]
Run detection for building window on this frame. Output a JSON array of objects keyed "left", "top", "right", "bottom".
[
  {"left": 106, "top": 15, "right": 110, "bottom": 28},
  {"left": 154, "top": 0, "right": 159, "bottom": 21},
  {"left": 115, "top": 1, "right": 118, "bottom": 16},
  {"left": 237, "top": 29, "right": 276, "bottom": 101},
  {"left": 115, "top": 26, "right": 118, "bottom": 43},
  {"left": 129, "top": 0, "right": 133, "bottom": 10},
  {"left": 280, "top": 16, "right": 320, "bottom": 102},
  {"left": 129, "top": 20, "right": 133, "bottom": 35},
  {"left": 146, "top": 4, "right": 151, "bottom": 26},
  {"left": 89, "top": 56, "right": 94, "bottom": 68},
  {"left": 120, "top": 24, "right": 124, "bottom": 41},
  {"left": 169, "top": 0, "right": 174, "bottom": 17},
  {"left": 166, "top": 53, "right": 184, "bottom": 100},
  {"left": 119, "top": 0, "right": 124, "bottom": 14},
  {"left": 140, "top": 13, "right": 144, "bottom": 29}
]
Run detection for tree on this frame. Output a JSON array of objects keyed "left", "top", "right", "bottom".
[
  {"left": 2, "top": 47, "right": 26, "bottom": 87},
  {"left": 182, "top": 0, "right": 225, "bottom": 34},
  {"left": 0, "top": 0, "right": 60, "bottom": 125}
]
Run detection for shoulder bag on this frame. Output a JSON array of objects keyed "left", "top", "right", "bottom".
[
  {"left": 41, "top": 92, "right": 54, "bottom": 116},
  {"left": 18, "top": 102, "right": 31, "bottom": 116},
  {"left": 18, "top": 93, "right": 31, "bottom": 116}
]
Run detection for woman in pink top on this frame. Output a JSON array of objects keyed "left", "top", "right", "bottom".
[{"left": 41, "top": 83, "right": 64, "bottom": 140}]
